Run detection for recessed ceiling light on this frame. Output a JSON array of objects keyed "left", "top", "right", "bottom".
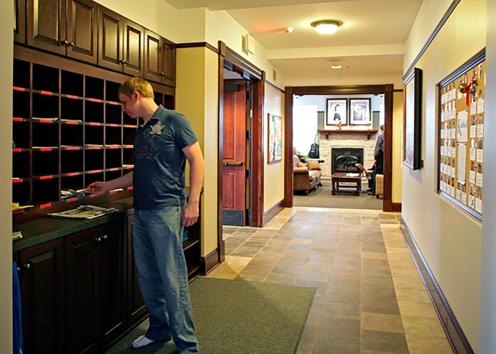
[
  {"left": 286, "top": 27, "right": 294, "bottom": 34},
  {"left": 331, "top": 65, "right": 342, "bottom": 69},
  {"left": 311, "top": 20, "right": 342, "bottom": 35}
]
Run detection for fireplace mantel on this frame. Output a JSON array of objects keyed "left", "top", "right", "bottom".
[{"left": 319, "top": 129, "right": 378, "bottom": 140}]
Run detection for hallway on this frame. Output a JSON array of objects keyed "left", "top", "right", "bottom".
[{"left": 210, "top": 208, "right": 452, "bottom": 353}]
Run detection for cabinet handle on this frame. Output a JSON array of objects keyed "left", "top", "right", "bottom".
[
  {"left": 69, "top": 41, "right": 75, "bottom": 47},
  {"left": 60, "top": 39, "right": 69, "bottom": 46},
  {"left": 160, "top": 72, "right": 165, "bottom": 76},
  {"left": 123, "top": 60, "right": 128, "bottom": 65},
  {"left": 102, "top": 234, "right": 108, "bottom": 240},
  {"left": 118, "top": 59, "right": 123, "bottom": 64},
  {"left": 95, "top": 236, "right": 102, "bottom": 242},
  {"left": 23, "top": 263, "right": 31, "bottom": 270}
]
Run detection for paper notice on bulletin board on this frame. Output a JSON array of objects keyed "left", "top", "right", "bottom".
[
  {"left": 457, "top": 144, "right": 466, "bottom": 185},
  {"left": 457, "top": 112, "right": 468, "bottom": 142}
]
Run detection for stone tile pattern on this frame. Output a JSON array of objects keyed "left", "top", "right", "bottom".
[{"left": 208, "top": 207, "right": 453, "bottom": 354}]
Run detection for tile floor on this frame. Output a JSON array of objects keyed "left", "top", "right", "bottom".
[{"left": 208, "top": 207, "right": 453, "bottom": 354}]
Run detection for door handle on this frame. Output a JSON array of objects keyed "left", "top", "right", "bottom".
[{"left": 223, "top": 161, "right": 243, "bottom": 166}]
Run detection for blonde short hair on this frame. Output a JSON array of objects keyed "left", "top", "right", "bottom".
[{"left": 118, "top": 77, "right": 154, "bottom": 99}]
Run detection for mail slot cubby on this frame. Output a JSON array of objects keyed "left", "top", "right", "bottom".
[
  {"left": 32, "top": 178, "right": 59, "bottom": 204},
  {"left": 106, "top": 104, "right": 122, "bottom": 125},
  {"left": 61, "top": 97, "right": 83, "bottom": 122},
  {"left": 13, "top": 60, "right": 30, "bottom": 88},
  {"left": 106, "top": 81, "right": 121, "bottom": 102},
  {"left": 13, "top": 122, "right": 30, "bottom": 148},
  {"left": 123, "top": 127, "right": 136, "bottom": 145},
  {"left": 13, "top": 152, "right": 30, "bottom": 178},
  {"left": 105, "top": 170, "right": 122, "bottom": 181},
  {"left": 61, "top": 125, "right": 83, "bottom": 147},
  {"left": 32, "top": 122, "right": 59, "bottom": 147},
  {"left": 32, "top": 151, "right": 59, "bottom": 176},
  {"left": 61, "top": 175, "right": 84, "bottom": 191},
  {"left": 13, "top": 182, "right": 31, "bottom": 205},
  {"left": 85, "top": 149, "right": 104, "bottom": 171},
  {"left": 85, "top": 172, "right": 104, "bottom": 187},
  {"left": 105, "top": 126, "right": 122, "bottom": 145},
  {"left": 123, "top": 112, "right": 135, "bottom": 125},
  {"left": 33, "top": 64, "right": 58, "bottom": 93},
  {"left": 61, "top": 71, "right": 84, "bottom": 97},
  {"left": 13, "top": 91, "right": 30, "bottom": 118},
  {"left": 86, "top": 101, "right": 104, "bottom": 123},
  {"left": 61, "top": 150, "right": 83, "bottom": 173},
  {"left": 86, "top": 76, "right": 104, "bottom": 100},
  {"left": 123, "top": 148, "right": 134, "bottom": 166},
  {"left": 85, "top": 125, "right": 104, "bottom": 146},
  {"left": 105, "top": 149, "right": 122, "bottom": 169}
]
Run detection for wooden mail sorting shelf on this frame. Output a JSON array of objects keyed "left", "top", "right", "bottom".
[{"left": 319, "top": 129, "right": 378, "bottom": 140}]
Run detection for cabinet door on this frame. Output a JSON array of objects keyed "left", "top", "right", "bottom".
[
  {"left": 14, "top": 0, "right": 26, "bottom": 44},
  {"left": 126, "top": 213, "right": 148, "bottom": 324},
  {"left": 162, "top": 41, "right": 176, "bottom": 87},
  {"left": 64, "top": 227, "right": 98, "bottom": 354},
  {"left": 18, "top": 239, "right": 64, "bottom": 354},
  {"left": 96, "top": 221, "right": 126, "bottom": 345},
  {"left": 144, "top": 30, "right": 163, "bottom": 84},
  {"left": 98, "top": 6, "right": 123, "bottom": 72},
  {"left": 26, "top": 0, "right": 66, "bottom": 55},
  {"left": 123, "top": 20, "right": 144, "bottom": 77},
  {"left": 66, "top": 0, "right": 97, "bottom": 64}
]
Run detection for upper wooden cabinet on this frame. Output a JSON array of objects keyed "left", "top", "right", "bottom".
[
  {"left": 144, "top": 30, "right": 176, "bottom": 87},
  {"left": 98, "top": 7, "right": 144, "bottom": 77},
  {"left": 26, "top": 0, "right": 98, "bottom": 64},
  {"left": 14, "top": 0, "right": 26, "bottom": 44}
]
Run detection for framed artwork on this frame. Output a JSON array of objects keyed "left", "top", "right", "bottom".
[
  {"left": 349, "top": 98, "right": 371, "bottom": 125},
  {"left": 326, "top": 98, "right": 347, "bottom": 125},
  {"left": 268, "top": 113, "right": 282, "bottom": 163},
  {"left": 403, "top": 67, "right": 423, "bottom": 170}
]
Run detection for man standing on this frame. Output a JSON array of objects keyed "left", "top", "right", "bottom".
[
  {"left": 368, "top": 124, "right": 384, "bottom": 195},
  {"left": 87, "top": 78, "right": 203, "bottom": 353}
]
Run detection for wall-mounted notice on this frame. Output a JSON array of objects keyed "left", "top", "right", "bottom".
[{"left": 438, "top": 50, "right": 485, "bottom": 220}]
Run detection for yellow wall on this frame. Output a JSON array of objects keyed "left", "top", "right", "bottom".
[
  {"left": 0, "top": 0, "right": 13, "bottom": 351},
  {"left": 402, "top": 0, "right": 486, "bottom": 350},
  {"left": 175, "top": 47, "right": 219, "bottom": 256},
  {"left": 392, "top": 91, "right": 403, "bottom": 203},
  {"left": 263, "top": 84, "right": 285, "bottom": 211}
]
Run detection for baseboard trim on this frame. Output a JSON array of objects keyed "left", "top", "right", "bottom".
[
  {"left": 263, "top": 200, "right": 284, "bottom": 225},
  {"left": 202, "top": 248, "right": 220, "bottom": 275},
  {"left": 392, "top": 202, "right": 402, "bottom": 212},
  {"left": 400, "top": 217, "right": 474, "bottom": 354}
]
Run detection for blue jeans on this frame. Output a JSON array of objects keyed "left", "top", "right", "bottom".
[{"left": 133, "top": 207, "right": 199, "bottom": 353}]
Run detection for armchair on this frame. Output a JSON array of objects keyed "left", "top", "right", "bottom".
[{"left": 293, "top": 155, "right": 322, "bottom": 193}]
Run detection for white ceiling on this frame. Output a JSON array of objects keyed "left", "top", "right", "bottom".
[{"left": 166, "top": 0, "right": 424, "bottom": 86}]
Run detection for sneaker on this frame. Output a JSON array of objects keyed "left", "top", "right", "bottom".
[{"left": 132, "top": 335, "right": 155, "bottom": 349}]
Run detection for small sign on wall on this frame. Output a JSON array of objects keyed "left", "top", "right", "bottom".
[{"left": 242, "top": 34, "right": 255, "bottom": 54}]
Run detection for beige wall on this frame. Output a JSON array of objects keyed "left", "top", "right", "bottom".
[
  {"left": 263, "top": 84, "right": 285, "bottom": 211},
  {"left": 1, "top": 0, "right": 13, "bottom": 351},
  {"left": 480, "top": 0, "right": 496, "bottom": 352},
  {"left": 284, "top": 72, "right": 403, "bottom": 89},
  {"left": 402, "top": 0, "right": 486, "bottom": 350},
  {"left": 392, "top": 91, "right": 403, "bottom": 203},
  {"left": 176, "top": 47, "right": 219, "bottom": 256}
]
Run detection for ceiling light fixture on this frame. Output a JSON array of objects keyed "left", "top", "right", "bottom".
[
  {"left": 331, "top": 64, "right": 342, "bottom": 69},
  {"left": 311, "top": 20, "right": 342, "bottom": 35},
  {"left": 286, "top": 27, "right": 295, "bottom": 34}
]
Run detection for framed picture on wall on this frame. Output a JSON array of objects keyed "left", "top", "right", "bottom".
[
  {"left": 349, "top": 98, "right": 371, "bottom": 125},
  {"left": 326, "top": 98, "right": 347, "bottom": 125},
  {"left": 403, "top": 67, "right": 422, "bottom": 170},
  {"left": 268, "top": 113, "right": 283, "bottom": 163}
]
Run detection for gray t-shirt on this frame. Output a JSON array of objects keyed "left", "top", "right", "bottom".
[{"left": 133, "top": 106, "right": 197, "bottom": 209}]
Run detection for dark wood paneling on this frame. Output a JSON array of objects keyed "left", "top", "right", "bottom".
[
  {"left": 66, "top": 0, "right": 97, "bottom": 64},
  {"left": 392, "top": 203, "right": 402, "bottom": 212},
  {"left": 144, "top": 29, "right": 163, "bottom": 83},
  {"left": 97, "top": 6, "right": 123, "bottom": 72},
  {"left": 18, "top": 239, "right": 64, "bottom": 354},
  {"left": 263, "top": 199, "right": 284, "bottom": 225},
  {"left": 202, "top": 248, "right": 220, "bottom": 275},
  {"left": 283, "top": 87, "right": 294, "bottom": 207},
  {"left": 217, "top": 48, "right": 225, "bottom": 263},
  {"left": 123, "top": 19, "right": 144, "bottom": 77},
  {"left": 163, "top": 41, "right": 176, "bottom": 86},
  {"left": 400, "top": 217, "right": 474, "bottom": 354},
  {"left": 27, "top": 0, "right": 66, "bottom": 55},
  {"left": 176, "top": 41, "right": 218, "bottom": 53},
  {"left": 14, "top": 0, "right": 26, "bottom": 44},
  {"left": 383, "top": 84, "right": 394, "bottom": 211},
  {"left": 251, "top": 74, "right": 265, "bottom": 227}
]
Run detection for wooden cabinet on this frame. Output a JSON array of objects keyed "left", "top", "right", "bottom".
[
  {"left": 144, "top": 30, "right": 176, "bottom": 86},
  {"left": 16, "top": 239, "right": 64, "bottom": 354},
  {"left": 14, "top": 0, "right": 26, "bottom": 44},
  {"left": 98, "top": 7, "right": 144, "bottom": 76},
  {"left": 64, "top": 221, "right": 125, "bottom": 352},
  {"left": 26, "top": 0, "right": 98, "bottom": 64}
]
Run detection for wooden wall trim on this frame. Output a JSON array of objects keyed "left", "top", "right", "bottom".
[
  {"left": 217, "top": 49, "right": 225, "bottom": 264},
  {"left": 393, "top": 89, "right": 404, "bottom": 93},
  {"left": 283, "top": 87, "right": 294, "bottom": 207},
  {"left": 263, "top": 200, "right": 284, "bottom": 225},
  {"left": 202, "top": 248, "right": 221, "bottom": 275},
  {"left": 400, "top": 217, "right": 475, "bottom": 354},
  {"left": 383, "top": 84, "right": 394, "bottom": 211},
  {"left": 392, "top": 203, "right": 402, "bottom": 212},
  {"left": 403, "top": 0, "right": 462, "bottom": 81},
  {"left": 176, "top": 42, "right": 218, "bottom": 53},
  {"left": 290, "top": 85, "right": 388, "bottom": 95},
  {"left": 266, "top": 80, "right": 285, "bottom": 93},
  {"left": 219, "top": 41, "right": 263, "bottom": 80}
]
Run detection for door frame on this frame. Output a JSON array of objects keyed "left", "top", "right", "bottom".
[
  {"left": 283, "top": 84, "right": 395, "bottom": 211},
  {"left": 217, "top": 41, "right": 265, "bottom": 261}
]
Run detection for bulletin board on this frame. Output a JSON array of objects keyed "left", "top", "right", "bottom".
[{"left": 438, "top": 49, "right": 485, "bottom": 220}]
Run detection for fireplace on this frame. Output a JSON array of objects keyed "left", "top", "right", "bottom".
[{"left": 331, "top": 148, "right": 364, "bottom": 174}]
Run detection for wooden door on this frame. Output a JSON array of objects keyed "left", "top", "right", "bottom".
[
  {"left": 96, "top": 221, "right": 126, "bottom": 345},
  {"left": 222, "top": 81, "right": 247, "bottom": 226},
  {"left": 26, "top": 0, "right": 66, "bottom": 55},
  {"left": 162, "top": 41, "right": 176, "bottom": 87},
  {"left": 144, "top": 29, "right": 163, "bottom": 83},
  {"left": 14, "top": 0, "right": 26, "bottom": 44},
  {"left": 122, "top": 19, "right": 144, "bottom": 77},
  {"left": 64, "top": 227, "right": 98, "bottom": 354},
  {"left": 97, "top": 6, "right": 123, "bottom": 72},
  {"left": 18, "top": 239, "right": 64, "bottom": 354},
  {"left": 66, "top": 0, "right": 97, "bottom": 64}
]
